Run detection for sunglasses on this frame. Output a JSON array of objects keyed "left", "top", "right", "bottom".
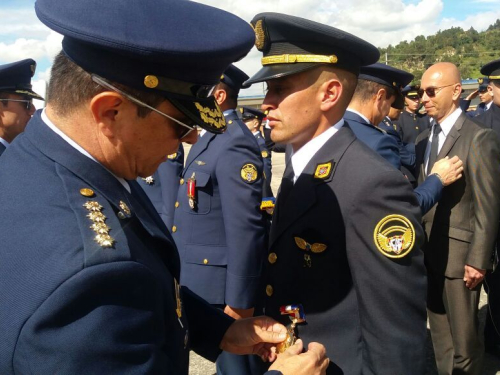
[
  {"left": 92, "top": 75, "right": 195, "bottom": 140},
  {"left": 1, "top": 98, "right": 33, "bottom": 110},
  {"left": 417, "top": 83, "right": 457, "bottom": 98}
]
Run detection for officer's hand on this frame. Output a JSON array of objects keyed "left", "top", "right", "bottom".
[
  {"left": 224, "top": 305, "right": 254, "bottom": 320},
  {"left": 430, "top": 156, "right": 463, "bottom": 186},
  {"left": 465, "top": 89, "right": 479, "bottom": 101},
  {"left": 268, "top": 339, "right": 329, "bottom": 375},
  {"left": 464, "top": 264, "right": 486, "bottom": 290},
  {"left": 220, "top": 316, "right": 287, "bottom": 361}
]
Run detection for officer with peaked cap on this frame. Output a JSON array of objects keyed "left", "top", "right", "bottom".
[
  {"left": 170, "top": 63, "right": 269, "bottom": 374},
  {"left": 465, "top": 78, "right": 494, "bottom": 118},
  {"left": 0, "top": 58, "right": 43, "bottom": 155},
  {"left": 395, "top": 84, "right": 431, "bottom": 144},
  {"left": 245, "top": 12, "right": 428, "bottom": 374},
  {"left": 241, "top": 106, "right": 273, "bottom": 198},
  {"left": 0, "top": 1, "right": 329, "bottom": 374},
  {"left": 346, "top": 63, "right": 463, "bottom": 215},
  {"left": 476, "top": 58, "right": 500, "bottom": 358}
]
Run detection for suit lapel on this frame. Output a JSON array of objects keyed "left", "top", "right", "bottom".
[
  {"left": 269, "top": 126, "right": 356, "bottom": 248},
  {"left": 415, "top": 128, "right": 430, "bottom": 181},
  {"left": 437, "top": 113, "right": 464, "bottom": 159}
]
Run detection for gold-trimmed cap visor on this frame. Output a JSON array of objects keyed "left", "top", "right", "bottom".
[{"left": 168, "top": 95, "right": 226, "bottom": 134}]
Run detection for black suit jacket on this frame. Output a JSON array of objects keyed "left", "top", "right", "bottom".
[
  {"left": 264, "top": 124, "right": 427, "bottom": 374},
  {"left": 416, "top": 112, "right": 500, "bottom": 277}
]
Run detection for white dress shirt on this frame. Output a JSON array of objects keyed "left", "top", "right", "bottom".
[
  {"left": 291, "top": 119, "right": 344, "bottom": 183},
  {"left": 0, "top": 137, "right": 9, "bottom": 148}
]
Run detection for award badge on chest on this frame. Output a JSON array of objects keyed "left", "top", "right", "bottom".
[
  {"left": 276, "top": 304, "right": 306, "bottom": 353},
  {"left": 187, "top": 173, "right": 196, "bottom": 210}
]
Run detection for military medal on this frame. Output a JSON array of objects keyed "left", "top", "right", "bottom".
[
  {"left": 187, "top": 173, "right": 196, "bottom": 210},
  {"left": 276, "top": 304, "right": 306, "bottom": 354},
  {"left": 142, "top": 176, "right": 155, "bottom": 185},
  {"left": 294, "top": 237, "right": 327, "bottom": 267},
  {"left": 174, "top": 279, "right": 183, "bottom": 328}
]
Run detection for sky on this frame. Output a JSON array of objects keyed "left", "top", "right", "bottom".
[{"left": 1, "top": 0, "right": 500, "bottom": 101}]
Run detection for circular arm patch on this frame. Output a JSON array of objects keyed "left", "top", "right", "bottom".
[
  {"left": 373, "top": 214, "right": 415, "bottom": 258},
  {"left": 241, "top": 163, "right": 258, "bottom": 183}
]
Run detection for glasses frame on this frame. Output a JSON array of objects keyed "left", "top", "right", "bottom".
[
  {"left": 91, "top": 75, "right": 195, "bottom": 140},
  {"left": 1, "top": 98, "right": 33, "bottom": 110},
  {"left": 417, "top": 83, "right": 458, "bottom": 98}
]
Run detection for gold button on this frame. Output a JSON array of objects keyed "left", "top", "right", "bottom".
[
  {"left": 172, "top": 226, "right": 177, "bottom": 233},
  {"left": 228, "top": 120, "right": 233, "bottom": 124},
  {"left": 80, "top": 188, "right": 95, "bottom": 197},
  {"left": 268, "top": 253, "right": 277, "bottom": 264},
  {"left": 203, "top": 259, "right": 209, "bottom": 265},
  {"left": 266, "top": 285, "right": 273, "bottom": 297},
  {"left": 175, "top": 202, "right": 180, "bottom": 208},
  {"left": 180, "top": 178, "right": 185, "bottom": 185}
]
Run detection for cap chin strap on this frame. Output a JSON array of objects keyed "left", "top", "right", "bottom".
[{"left": 262, "top": 54, "right": 338, "bottom": 65}]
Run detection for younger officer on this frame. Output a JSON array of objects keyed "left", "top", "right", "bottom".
[
  {"left": 0, "top": 59, "right": 43, "bottom": 154},
  {"left": 395, "top": 84, "right": 431, "bottom": 144},
  {"left": 0, "top": 1, "right": 328, "bottom": 374},
  {"left": 246, "top": 12, "right": 427, "bottom": 374},
  {"left": 241, "top": 105, "right": 273, "bottom": 198}
]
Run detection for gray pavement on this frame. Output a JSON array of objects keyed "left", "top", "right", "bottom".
[{"left": 184, "top": 145, "right": 500, "bottom": 374}]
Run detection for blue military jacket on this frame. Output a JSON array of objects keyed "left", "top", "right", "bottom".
[
  {"left": 0, "top": 142, "right": 5, "bottom": 156},
  {"left": 264, "top": 125, "right": 427, "bottom": 374},
  {"left": 137, "top": 143, "right": 184, "bottom": 229},
  {"left": 476, "top": 102, "right": 500, "bottom": 139},
  {"left": 344, "top": 110, "right": 401, "bottom": 169},
  {"left": 379, "top": 116, "right": 416, "bottom": 171},
  {"left": 172, "top": 109, "right": 266, "bottom": 309},
  {"left": 0, "top": 112, "right": 232, "bottom": 374},
  {"left": 254, "top": 131, "right": 273, "bottom": 198},
  {"left": 395, "top": 110, "right": 431, "bottom": 144}
]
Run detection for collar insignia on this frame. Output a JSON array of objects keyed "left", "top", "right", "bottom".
[{"left": 314, "top": 162, "right": 334, "bottom": 179}]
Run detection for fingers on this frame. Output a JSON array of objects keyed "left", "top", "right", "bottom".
[{"left": 284, "top": 339, "right": 304, "bottom": 356}]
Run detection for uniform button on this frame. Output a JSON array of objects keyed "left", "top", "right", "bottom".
[
  {"left": 180, "top": 178, "right": 185, "bottom": 185},
  {"left": 175, "top": 201, "right": 180, "bottom": 208},
  {"left": 172, "top": 226, "right": 177, "bottom": 233},
  {"left": 266, "top": 285, "right": 273, "bottom": 297},
  {"left": 203, "top": 259, "right": 209, "bottom": 265},
  {"left": 268, "top": 253, "right": 277, "bottom": 264}
]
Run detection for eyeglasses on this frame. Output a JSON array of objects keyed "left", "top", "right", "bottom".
[
  {"left": 1, "top": 98, "right": 33, "bottom": 110},
  {"left": 417, "top": 83, "right": 457, "bottom": 98},
  {"left": 91, "top": 75, "right": 195, "bottom": 140}
]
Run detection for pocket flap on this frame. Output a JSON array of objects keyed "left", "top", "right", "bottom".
[
  {"left": 447, "top": 226, "right": 473, "bottom": 243},
  {"left": 192, "top": 171, "right": 211, "bottom": 188},
  {"left": 184, "top": 245, "right": 227, "bottom": 266}
]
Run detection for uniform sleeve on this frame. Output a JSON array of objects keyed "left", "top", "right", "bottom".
[
  {"left": 376, "top": 134, "right": 401, "bottom": 170},
  {"left": 216, "top": 135, "right": 267, "bottom": 309},
  {"left": 14, "top": 262, "right": 183, "bottom": 374},
  {"left": 414, "top": 174, "right": 443, "bottom": 215},
  {"left": 345, "top": 169, "right": 427, "bottom": 374},
  {"left": 467, "top": 128, "right": 500, "bottom": 269}
]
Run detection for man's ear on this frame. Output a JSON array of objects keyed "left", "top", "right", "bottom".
[
  {"left": 452, "top": 84, "right": 462, "bottom": 101},
  {"left": 89, "top": 92, "right": 125, "bottom": 137},
  {"left": 214, "top": 88, "right": 227, "bottom": 106},
  {"left": 320, "top": 79, "right": 342, "bottom": 112}
]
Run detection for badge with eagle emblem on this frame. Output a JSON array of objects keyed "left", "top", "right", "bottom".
[{"left": 374, "top": 214, "right": 415, "bottom": 258}]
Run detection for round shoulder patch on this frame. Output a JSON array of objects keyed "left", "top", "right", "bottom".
[
  {"left": 373, "top": 214, "right": 415, "bottom": 258},
  {"left": 241, "top": 163, "right": 258, "bottom": 183}
]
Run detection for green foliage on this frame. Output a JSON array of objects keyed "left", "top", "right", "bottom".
[{"left": 379, "top": 20, "right": 500, "bottom": 82}]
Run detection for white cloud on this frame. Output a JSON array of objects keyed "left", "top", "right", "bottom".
[{"left": 0, "top": 30, "right": 62, "bottom": 63}]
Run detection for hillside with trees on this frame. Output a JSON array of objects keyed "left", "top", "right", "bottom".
[{"left": 379, "top": 20, "right": 500, "bottom": 83}]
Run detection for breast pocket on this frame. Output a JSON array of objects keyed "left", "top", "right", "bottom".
[{"left": 183, "top": 171, "right": 212, "bottom": 215}]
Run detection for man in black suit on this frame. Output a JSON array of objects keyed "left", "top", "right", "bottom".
[
  {"left": 415, "top": 62, "right": 500, "bottom": 374},
  {"left": 245, "top": 12, "right": 428, "bottom": 375}
]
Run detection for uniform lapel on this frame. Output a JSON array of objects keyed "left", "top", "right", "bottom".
[
  {"left": 437, "top": 113, "right": 464, "bottom": 159},
  {"left": 269, "top": 125, "right": 356, "bottom": 248},
  {"left": 183, "top": 131, "right": 216, "bottom": 174}
]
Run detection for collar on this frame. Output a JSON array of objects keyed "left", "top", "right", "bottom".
[
  {"left": 41, "top": 109, "right": 130, "bottom": 193},
  {"left": 0, "top": 137, "right": 9, "bottom": 148},
  {"left": 346, "top": 108, "right": 371, "bottom": 124},
  {"left": 486, "top": 101, "right": 493, "bottom": 110},
  {"left": 439, "top": 107, "right": 462, "bottom": 138},
  {"left": 291, "top": 119, "right": 344, "bottom": 183},
  {"left": 252, "top": 130, "right": 260, "bottom": 136}
]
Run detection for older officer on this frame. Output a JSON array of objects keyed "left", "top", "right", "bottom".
[
  {"left": 0, "top": 59, "right": 43, "bottom": 155},
  {"left": 0, "top": 1, "right": 329, "bottom": 374},
  {"left": 241, "top": 106, "right": 273, "bottom": 198},
  {"left": 245, "top": 12, "right": 428, "bottom": 374}
]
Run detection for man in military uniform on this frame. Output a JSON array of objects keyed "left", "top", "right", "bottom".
[
  {"left": 396, "top": 84, "right": 431, "bottom": 144},
  {"left": 245, "top": 12, "right": 428, "bottom": 374},
  {"left": 0, "top": 59, "right": 43, "bottom": 155},
  {"left": 466, "top": 80, "right": 494, "bottom": 118},
  {"left": 241, "top": 106, "right": 273, "bottom": 198},
  {"left": 170, "top": 65, "right": 268, "bottom": 374},
  {"left": 0, "top": 1, "right": 329, "bottom": 374}
]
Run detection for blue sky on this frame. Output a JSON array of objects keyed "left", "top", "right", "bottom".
[{"left": 1, "top": 0, "right": 500, "bottom": 97}]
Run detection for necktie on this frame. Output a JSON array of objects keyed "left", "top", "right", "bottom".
[
  {"left": 277, "top": 163, "right": 294, "bottom": 220},
  {"left": 427, "top": 123, "right": 442, "bottom": 174}
]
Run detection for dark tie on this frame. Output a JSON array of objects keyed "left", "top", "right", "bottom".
[
  {"left": 277, "top": 163, "right": 294, "bottom": 220},
  {"left": 427, "top": 123, "right": 442, "bottom": 174}
]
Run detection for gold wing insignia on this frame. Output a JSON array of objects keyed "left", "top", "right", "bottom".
[
  {"left": 402, "top": 228, "right": 413, "bottom": 250},
  {"left": 376, "top": 233, "right": 393, "bottom": 253},
  {"left": 311, "top": 243, "right": 327, "bottom": 253},
  {"left": 294, "top": 237, "right": 308, "bottom": 250}
]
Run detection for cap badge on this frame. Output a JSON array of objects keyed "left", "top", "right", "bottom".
[
  {"left": 314, "top": 162, "right": 334, "bottom": 179},
  {"left": 142, "top": 176, "right": 155, "bottom": 185},
  {"left": 167, "top": 153, "right": 177, "bottom": 160},
  {"left": 294, "top": 237, "right": 327, "bottom": 268},
  {"left": 83, "top": 201, "right": 114, "bottom": 248},
  {"left": 241, "top": 163, "right": 258, "bottom": 183},
  {"left": 374, "top": 214, "right": 415, "bottom": 258},
  {"left": 194, "top": 102, "right": 226, "bottom": 129},
  {"left": 478, "top": 78, "right": 484, "bottom": 84},
  {"left": 252, "top": 20, "right": 266, "bottom": 51},
  {"left": 220, "top": 74, "right": 225, "bottom": 80},
  {"left": 261, "top": 150, "right": 269, "bottom": 158},
  {"left": 144, "top": 75, "right": 159, "bottom": 89}
]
